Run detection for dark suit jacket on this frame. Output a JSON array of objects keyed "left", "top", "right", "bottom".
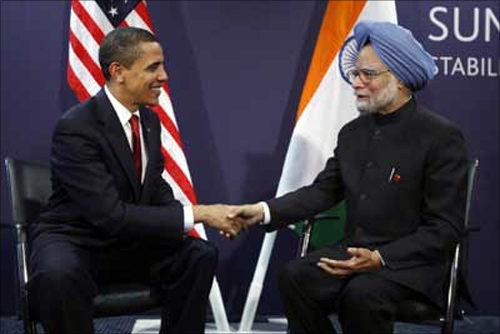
[
  {"left": 32, "top": 89, "right": 185, "bottom": 248},
  {"left": 266, "top": 98, "right": 468, "bottom": 307}
]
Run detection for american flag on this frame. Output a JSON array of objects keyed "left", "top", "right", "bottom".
[
  {"left": 68, "top": 0, "right": 200, "bottom": 234},
  {"left": 67, "top": 1, "right": 230, "bottom": 329}
]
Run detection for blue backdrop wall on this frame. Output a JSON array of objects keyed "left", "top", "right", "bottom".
[{"left": 1, "top": 1, "right": 498, "bottom": 318}]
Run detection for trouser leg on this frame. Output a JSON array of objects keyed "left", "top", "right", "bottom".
[
  {"left": 278, "top": 256, "right": 347, "bottom": 334},
  {"left": 29, "top": 239, "right": 97, "bottom": 334},
  {"left": 337, "top": 273, "right": 419, "bottom": 334},
  {"left": 154, "top": 237, "right": 218, "bottom": 334}
]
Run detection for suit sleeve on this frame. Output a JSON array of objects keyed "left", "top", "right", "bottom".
[
  {"left": 265, "top": 151, "right": 345, "bottom": 231},
  {"left": 378, "top": 126, "right": 468, "bottom": 270},
  {"left": 51, "top": 118, "right": 184, "bottom": 240}
]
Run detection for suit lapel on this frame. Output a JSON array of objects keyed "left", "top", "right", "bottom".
[
  {"left": 139, "top": 106, "right": 156, "bottom": 200},
  {"left": 93, "top": 90, "right": 141, "bottom": 200}
]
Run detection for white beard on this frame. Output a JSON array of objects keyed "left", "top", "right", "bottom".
[{"left": 356, "top": 78, "right": 399, "bottom": 115}]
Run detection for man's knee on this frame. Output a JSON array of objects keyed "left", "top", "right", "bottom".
[
  {"left": 189, "top": 238, "right": 218, "bottom": 269},
  {"left": 338, "top": 275, "right": 385, "bottom": 312},
  {"left": 32, "top": 260, "right": 89, "bottom": 292},
  {"left": 277, "top": 259, "right": 307, "bottom": 291},
  {"left": 30, "top": 244, "right": 94, "bottom": 296}
]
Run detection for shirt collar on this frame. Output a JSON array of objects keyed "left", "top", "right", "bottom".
[{"left": 104, "top": 85, "right": 140, "bottom": 127}]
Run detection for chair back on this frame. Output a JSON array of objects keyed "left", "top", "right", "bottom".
[
  {"left": 4, "top": 157, "right": 52, "bottom": 334},
  {"left": 4, "top": 157, "right": 52, "bottom": 226},
  {"left": 464, "top": 159, "right": 479, "bottom": 231}
]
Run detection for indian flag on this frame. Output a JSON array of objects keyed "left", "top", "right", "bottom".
[
  {"left": 279, "top": 0, "right": 398, "bottom": 246},
  {"left": 239, "top": 1, "right": 398, "bottom": 330}
]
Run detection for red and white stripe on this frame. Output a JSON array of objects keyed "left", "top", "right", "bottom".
[{"left": 68, "top": 0, "right": 205, "bottom": 238}]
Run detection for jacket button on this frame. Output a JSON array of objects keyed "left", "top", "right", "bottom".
[
  {"left": 360, "top": 194, "right": 368, "bottom": 200},
  {"left": 366, "top": 161, "right": 374, "bottom": 168},
  {"left": 373, "top": 129, "right": 381, "bottom": 136}
]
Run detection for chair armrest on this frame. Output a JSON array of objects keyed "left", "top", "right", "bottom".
[
  {"left": 310, "top": 214, "right": 339, "bottom": 222},
  {"left": 297, "top": 215, "right": 340, "bottom": 258}
]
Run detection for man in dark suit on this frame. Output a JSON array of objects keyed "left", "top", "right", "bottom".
[
  {"left": 29, "top": 27, "right": 241, "bottom": 334},
  {"left": 231, "top": 21, "right": 469, "bottom": 333}
]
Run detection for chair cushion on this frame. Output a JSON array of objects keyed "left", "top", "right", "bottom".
[
  {"left": 395, "top": 299, "right": 442, "bottom": 324},
  {"left": 93, "top": 283, "right": 160, "bottom": 317}
]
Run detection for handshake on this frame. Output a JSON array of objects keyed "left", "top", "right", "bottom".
[{"left": 193, "top": 203, "right": 265, "bottom": 239}]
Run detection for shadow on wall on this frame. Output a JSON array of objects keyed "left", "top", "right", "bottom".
[
  {"left": 233, "top": 1, "right": 328, "bottom": 318},
  {"left": 151, "top": 1, "right": 229, "bottom": 205}
]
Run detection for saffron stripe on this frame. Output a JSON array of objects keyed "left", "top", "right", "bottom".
[{"left": 296, "top": 0, "right": 366, "bottom": 121}]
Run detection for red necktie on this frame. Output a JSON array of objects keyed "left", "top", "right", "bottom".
[{"left": 130, "top": 115, "right": 142, "bottom": 181}]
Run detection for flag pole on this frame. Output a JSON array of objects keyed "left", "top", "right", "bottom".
[{"left": 238, "top": 231, "right": 277, "bottom": 332}]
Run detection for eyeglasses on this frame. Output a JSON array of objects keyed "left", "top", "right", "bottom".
[{"left": 346, "top": 68, "right": 391, "bottom": 84}]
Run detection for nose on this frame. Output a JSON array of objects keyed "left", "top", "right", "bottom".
[{"left": 158, "top": 66, "right": 168, "bottom": 82}]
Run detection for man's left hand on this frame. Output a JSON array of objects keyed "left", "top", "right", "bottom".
[{"left": 317, "top": 247, "right": 382, "bottom": 277}]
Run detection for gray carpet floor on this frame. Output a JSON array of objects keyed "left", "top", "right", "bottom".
[{"left": 1, "top": 315, "right": 498, "bottom": 333}]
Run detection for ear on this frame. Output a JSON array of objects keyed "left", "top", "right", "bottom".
[{"left": 108, "top": 61, "right": 124, "bottom": 83}]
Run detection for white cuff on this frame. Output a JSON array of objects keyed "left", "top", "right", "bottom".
[
  {"left": 183, "top": 206, "right": 194, "bottom": 232},
  {"left": 375, "top": 249, "right": 386, "bottom": 267},
  {"left": 259, "top": 201, "right": 271, "bottom": 225}
]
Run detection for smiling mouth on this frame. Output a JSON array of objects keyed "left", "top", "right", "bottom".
[{"left": 151, "top": 87, "right": 162, "bottom": 95}]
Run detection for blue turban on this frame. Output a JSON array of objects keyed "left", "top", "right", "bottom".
[{"left": 351, "top": 21, "right": 437, "bottom": 91}]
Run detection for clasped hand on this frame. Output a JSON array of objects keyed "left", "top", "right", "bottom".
[{"left": 195, "top": 203, "right": 264, "bottom": 240}]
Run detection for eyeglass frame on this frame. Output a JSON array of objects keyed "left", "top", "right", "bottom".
[{"left": 346, "top": 68, "right": 391, "bottom": 84}]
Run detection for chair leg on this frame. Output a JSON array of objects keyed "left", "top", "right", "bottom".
[
  {"left": 442, "top": 316, "right": 455, "bottom": 334},
  {"left": 22, "top": 316, "right": 37, "bottom": 334},
  {"left": 21, "top": 300, "right": 37, "bottom": 334}
]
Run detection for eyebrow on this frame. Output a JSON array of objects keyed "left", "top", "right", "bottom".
[
  {"left": 356, "top": 66, "right": 383, "bottom": 71},
  {"left": 355, "top": 67, "right": 387, "bottom": 73},
  {"left": 145, "top": 61, "right": 162, "bottom": 70}
]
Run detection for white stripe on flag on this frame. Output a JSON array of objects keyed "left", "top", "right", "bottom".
[
  {"left": 70, "top": 13, "right": 101, "bottom": 66},
  {"left": 158, "top": 91, "right": 180, "bottom": 128},
  {"left": 124, "top": 10, "right": 152, "bottom": 32},
  {"left": 161, "top": 170, "right": 190, "bottom": 204},
  {"left": 68, "top": 45, "right": 101, "bottom": 95},
  {"left": 79, "top": 1, "right": 114, "bottom": 35},
  {"left": 277, "top": 56, "right": 355, "bottom": 195},
  {"left": 160, "top": 125, "right": 193, "bottom": 185}
]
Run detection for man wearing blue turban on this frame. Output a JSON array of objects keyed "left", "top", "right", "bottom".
[{"left": 232, "top": 21, "right": 470, "bottom": 334}]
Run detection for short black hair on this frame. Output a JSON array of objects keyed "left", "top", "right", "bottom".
[{"left": 98, "top": 27, "right": 159, "bottom": 81}]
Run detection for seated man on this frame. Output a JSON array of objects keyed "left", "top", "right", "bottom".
[
  {"left": 29, "top": 27, "right": 240, "bottom": 334},
  {"left": 232, "top": 21, "right": 469, "bottom": 334}
]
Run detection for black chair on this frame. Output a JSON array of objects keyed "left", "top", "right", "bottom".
[
  {"left": 4, "top": 157, "right": 161, "bottom": 334},
  {"left": 298, "top": 159, "right": 479, "bottom": 334}
]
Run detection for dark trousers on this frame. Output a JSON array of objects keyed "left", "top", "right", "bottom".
[
  {"left": 29, "top": 235, "right": 217, "bottom": 334},
  {"left": 278, "top": 246, "right": 421, "bottom": 334}
]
